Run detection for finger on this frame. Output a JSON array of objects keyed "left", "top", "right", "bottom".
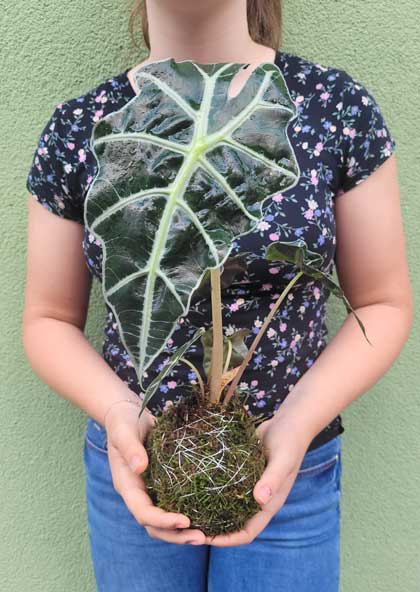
[
  {"left": 205, "top": 509, "right": 272, "bottom": 547},
  {"left": 146, "top": 525, "right": 207, "bottom": 545},
  {"left": 109, "top": 444, "right": 190, "bottom": 530},
  {"left": 253, "top": 454, "right": 295, "bottom": 506},
  {"left": 108, "top": 422, "right": 149, "bottom": 474}
]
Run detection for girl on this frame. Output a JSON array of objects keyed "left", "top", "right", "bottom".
[{"left": 23, "top": 1, "right": 413, "bottom": 590}]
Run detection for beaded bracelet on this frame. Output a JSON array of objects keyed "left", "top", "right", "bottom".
[{"left": 103, "top": 398, "right": 141, "bottom": 427}]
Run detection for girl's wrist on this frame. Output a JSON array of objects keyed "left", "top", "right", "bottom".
[{"left": 103, "top": 397, "right": 141, "bottom": 430}]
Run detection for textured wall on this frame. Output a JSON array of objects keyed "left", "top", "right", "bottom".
[{"left": 2, "top": 0, "right": 418, "bottom": 589}]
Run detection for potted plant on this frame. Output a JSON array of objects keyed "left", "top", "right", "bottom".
[{"left": 84, "top": 57, "right": 370, "bottom": 537}]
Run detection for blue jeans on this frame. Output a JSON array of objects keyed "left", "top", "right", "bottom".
[{"left": 83, "top": 417, "right": 342, "bottom": 592}]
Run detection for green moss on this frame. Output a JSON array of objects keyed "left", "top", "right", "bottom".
[{"left": 143, "top": 387, "right": 267, "bottom": 536}]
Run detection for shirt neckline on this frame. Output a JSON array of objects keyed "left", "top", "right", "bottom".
[{"left": 121, "top": 49, "right": 283, "bottom": 97}]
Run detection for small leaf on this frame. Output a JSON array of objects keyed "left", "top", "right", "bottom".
[
  {"left": 139, "top": 327, "right": 206, "bottom": 417},
  {"left": 201, "top": 327, "right": 250, "bottom": 377},
  {"left": 266, "top": 240, "right": 372, "bottom": 345}
]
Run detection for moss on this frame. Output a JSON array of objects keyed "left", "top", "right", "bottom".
[{"left": 143, "top": 387, "right": 267, "bottom": 537}]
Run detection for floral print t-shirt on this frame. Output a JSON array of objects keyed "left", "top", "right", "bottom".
[{"left": 26, "top": 50, "right": 396, "bottom": 451}]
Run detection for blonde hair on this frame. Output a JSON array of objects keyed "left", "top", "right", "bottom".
[{"left": 129, "top": 0, "right": 282, "bottom": 52}]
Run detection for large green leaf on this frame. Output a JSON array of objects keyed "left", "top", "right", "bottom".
[{"left": 84, "top": 57, "right": 300, "bottom": 385}]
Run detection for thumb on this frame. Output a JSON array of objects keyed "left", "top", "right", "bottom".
[
  {"left": 253, "top": 456, "right": 291, "bottom": 506},
  {"left": 109, "top": 421, "right": 150, "bottom": 474}
]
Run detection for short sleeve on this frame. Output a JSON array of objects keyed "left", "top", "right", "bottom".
[
  {"left": 26, "top": 103, "right": 85, "bottom": 224},
  {"left": 336, "top": 70, "right": 397, "bottom": 196}
]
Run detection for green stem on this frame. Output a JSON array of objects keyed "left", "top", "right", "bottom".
[
  {"left": 223, "top": 270, "right": 305, "bottom": 406},
  {"left": 209, "top": 268, "right": 224, "bottom": 403},
  {"left": 179, "top": 357, "right": 206, "bottom": 399},
  {"left": 223, "top": 339, "right": 233, "bottom": 375}
]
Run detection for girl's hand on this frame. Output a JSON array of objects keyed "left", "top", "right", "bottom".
[
  {"left": 104, "top": 400, "right": 207, "bottom": 546},
  {"left": 203, "top": 412, "right": 313, "bottom": 547}
]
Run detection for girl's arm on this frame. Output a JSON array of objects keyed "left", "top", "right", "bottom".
[
  {"left": 205, "top": 153, "right": 414, "bottom": 547},
  {"left": 22, "top": 197, "right": 203, "bottom": 543},
  {"left": 22, "top": 196, "right": 139, "bottom": 427},
  {"left": 273, "top": 153, "right": 414, "bottom": 442}
]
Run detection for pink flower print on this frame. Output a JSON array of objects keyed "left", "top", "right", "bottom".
[
  {"left": 309, "top": 331, "right": 315, "bottom": 339},
  {"left": 230, "top": 302, "right": 239, "bottom": 312},
  {"left": 316, "top": 83, "right": 323, "bottom": 90},
  {"left": 304, "top": 209, "right": 314, "bottom": 220},
  {"left": 163, "top": 400, "right": 174, "bottom": 411},
  {"left": 376, "top": 129, "right": 383, "bottom": 137},
  {"left": 126, "top": 358, "right": 134, "bottom": 367},
  {"left": 343, "top": 127, "right": 356, "bottom": 139},
  {"left": 257, "top": 220, "right": 270, "bottom": 231},
  {"left": 267, "top": 327, "right": 277, "bottom": 339},
  {"left": 272, "top": 193, "right": 283, "bottom": 202},
  {"left": 93, "top": 109, "right": 104, "bottom": 122},
  {"left": 78, "top": 148, "right": 86, "bottom": 163},
  {"left": 251, "top": 380, "right": 258, "bottom": 387},
  {"left": 384, "top": 141, "right": 393, "bottom": 157},
  {"left": 269, "top": 232, "right": 279, "bottom": 241},
  {"left": 308, "top": 198, "right": 318, "bottom": 210},
  {"left": 279, "top": 322, "right": 287, "bottom": 332},
  {"left": 313, "top": 142, "right": 323, "bottom": 157},
  {"left": 336, "top": 101, "right": 343, "bottom": 111},
  {"left": 261, "top": 283, "right": 273, "bottom": 291},
  {"left": 268, "top": 267, "right": 279, "bottom": 275},
  {"left": 270, "top": 359, "right": 278, "bottom": 368},
  {"left": 240, "top": 381, "right": 249, "bottom": 390},
  {"left": 167, "top": 381, "right": 177, "bottom": 389},
  {"left": 309, "top": 319, "right": 314, "bottom": 327},
  {"left": 320, "top": 92, "right": 330, "bottom": 101},
  {"left": 87, "top": 175, "right": 93, "bottom": 184},
  {"left": 295, "top": 95, "right": 304, "bottom": 105},
  {"left": 294, "top": 125, "right": 301, "bottom": 133},
  {"left": 256, "top": 390, "right": 265, "bottom": 399},
  {"left": 95, "top": 90, "right": 106, "bottom": 103},
  {"left": 38, "top": 146, "right": 48, "bottom": 156},
  {"left": 313, "top": 286, "right": 321, "bottom": 300},
  {"left": 330, "top": 124, "right": 337, "bottom": 133},
  {"left": 67, "top": 142, "right": 75, "bottom": 150},
  {"left": 290, "top": 339, "right": 296, "bottom": 348}
]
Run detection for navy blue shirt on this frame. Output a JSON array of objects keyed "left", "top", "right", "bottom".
[{"left": 26, "top": 50, "right": 396, "bottom": 450}]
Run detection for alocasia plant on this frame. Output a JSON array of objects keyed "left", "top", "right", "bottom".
[
  {"left": 84, "top": 57, "right": 300, "bottom": 389},
  {"left": 83, "top": 56, "right": 373, "bottom": 535}
]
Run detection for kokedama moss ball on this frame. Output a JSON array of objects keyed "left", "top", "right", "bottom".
[{"left": 143, "top": 387, "right": 267, "bottom": 537}]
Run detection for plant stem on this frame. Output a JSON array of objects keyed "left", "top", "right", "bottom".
[
  {"left": 209, "top": 268, "right": 224, "bottom": 403},
  {"left": 178, "top": 357, "right": 206, "bottom": 399},
  {"left": 223, "top": 270, "right": 305, "bottom": 406}
]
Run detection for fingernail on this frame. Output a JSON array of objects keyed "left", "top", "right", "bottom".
[
  {"left": 129, "top": 455, "right": 143, "bottom": 471},
  {"left": 259, "top": 485, "right": 272, "bottom": 502}
]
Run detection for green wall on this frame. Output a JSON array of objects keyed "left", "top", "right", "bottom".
[{"left": 2, "top": 0, "right": 418, "bottom": 589}]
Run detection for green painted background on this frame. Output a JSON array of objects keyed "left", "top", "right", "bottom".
[{"left": 1, "top": 0, "right": 418, "bottom": 589}]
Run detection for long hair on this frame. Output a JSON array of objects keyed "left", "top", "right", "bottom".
[{"left": 128, "top": 0, "right": 282, "bottom": 52}]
